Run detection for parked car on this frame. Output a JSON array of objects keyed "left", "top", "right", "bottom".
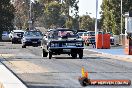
[
  {"left": 41, "top": 28, "right": 84, "bottom": 59},
  {"left": 85, "top": 31, "right": 95, "bottom": 46},
  {"left": 21, "top": 30, "right": 43, "bottom": 48},
  {"left": 110, "top": 36, "right": 114, "bottom": 45},
  {"left": 76, "top": 30, "right": 87, "bottom": 33},
  {"left": 9, "top": 30, "right": 24, "bottom": 44},
  {"left": 107, "top": 32, "right": 115, "bottom": 45},
  {"left": 81, "top": 32, "right": 89, "bottom": 41},
  {"left": 2, "top": 31, "right": 10, "bottom": 41},
  {"left": 77, "top": 32, "right": 95, "bottom": 46},
  {"left": 77, "top": 32, "right": 84, "bottom": 38}
]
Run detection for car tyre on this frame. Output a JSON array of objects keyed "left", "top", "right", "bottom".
[
  {"left": 71, "top": 53, "right": 77, "bottom": 59},
  {"left": 12, "top": 40, "right": 14, "bottom": 44},
  {"left": 86, "top": 43, "right": 89, "bottom": 46},
  {"left": 49, "top": 52, "right": 52, "bottom": 59},
  {"left": 79, "top": 50, "right": 83, "bottom": 59},
  {"left": 42, "top": 49, "right": 48, "bottom": 57},
  {"left": 22, "top": 45, "right": 26, "bottom": 48}
]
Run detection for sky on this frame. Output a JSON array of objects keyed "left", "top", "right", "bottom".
[{"left": 79, "top": 0, "right": 102, "bottom": 18}]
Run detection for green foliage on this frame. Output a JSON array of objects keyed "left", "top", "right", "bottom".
[
  {"left": 39, "top": 0, "right": 79, "bottom": 29},
  {"left": 100, "top": 0, "right": 132, "bottom": 35},
  {"left": 79, "top": 15, "right": 95, "bottom": 31},
  {"left": 62, "top": 0, "right": 79, "bottom": 29},
  {"left": 0, "top": 0, "right": 15, "bottom": 39},
  {"left": 23, "top": 21, "right": 29, "bottom": 30},
  {"left": 14, "top": 0, "right": 29, "bottom": 29},
  {"left": 14, "top": 0, "right": 79, "bottom": 29},
  {"left": 0, "top": 0, "right": 15, "bottom": 31},
  {"left": 65, "top": 19, "right": 73, "bottom": 29},
  {"left": 44, "top": 2, "right": 62, "bottom": 28},
  {"left": 33, "top": 1, "right": 44, "bottom": 20}
]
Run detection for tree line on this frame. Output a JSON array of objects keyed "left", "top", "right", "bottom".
[
  {"left": 101, "top": 0, "right": 132, "bottom": 35},
  {"left": 1, "top": 0, "right": 132, "bottom": 36}
]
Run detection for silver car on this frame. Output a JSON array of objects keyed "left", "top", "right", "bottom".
[
  {"left": 21, "top": 30, "right": 43, "bottom": 48},
  {"left": 9, "top": 30, "right": 24, "bottom": 44},
  {"left": 2, "top": 31, "right": 10, "bottom": 41}
]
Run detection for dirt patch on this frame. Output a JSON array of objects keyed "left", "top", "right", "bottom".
[{"left": 8, "top": 61, "right": 49, "bottom": 73}]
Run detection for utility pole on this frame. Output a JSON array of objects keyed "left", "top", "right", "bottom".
[
  {"left": 29, "top": 0, "right": 32, "bottom": 30},
  {"left": 95, "top": 0, "right": 98, "bottom": 42},
  {"left": 120, "top": 0, "right": 123, "bottom": 45},
  {"left": 121, "top": 0, "right": 123, "bottom": 34}
]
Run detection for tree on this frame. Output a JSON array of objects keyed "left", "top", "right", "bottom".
[
  {"left": 100, "top": 0, "right": 132, "bottom": 35},
  {"left": 20, "top": 0, "right": 79, "bottom": 29},
  {"left": 79, "top": 15, "right": 95, "bottom": 31},
  {"left": 14, "top": 0, "right": 29, "bottom": 29},
  {"left": 0, "top": 0, "right": 15, "bottom": 39},
  {"left": 43, "top": 2, "right": 63, "bottom": 28},
  {"left": 32, "top": 1, "right": 44, "bottom": 27},
  {"left": 61, "top": 0, "right": 79, "bottom": 29}
]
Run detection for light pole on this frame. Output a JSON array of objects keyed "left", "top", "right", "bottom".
[
  {"left": 95, "top": 0, "right": 98, "bottom": 47},
  {"left": 28, "top": 0, "right": 33, "bottom": 30},
  {"left": 120, "top": 0, "right": 123, "bottom": 45},
  {"left": 121, "top": 0, "right": 123, "bottom": 34}
]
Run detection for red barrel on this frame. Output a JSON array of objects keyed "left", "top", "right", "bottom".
[{"left": 96, "top": 34, "right": 110, "bottom": 49}]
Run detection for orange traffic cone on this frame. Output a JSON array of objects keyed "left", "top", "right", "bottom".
[
  {"left": 81, "top": 67, "right": 85, "bottom": 77},
  {"left": 85, "top": 71, "right": 88, "bottom": 78},
  {"left": 81, "top": 67, "right": 89, "bottom": 78}
]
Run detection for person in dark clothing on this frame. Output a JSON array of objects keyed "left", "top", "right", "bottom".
[{"left": 92, "top": 42, "right": 96, "bottom": 48}]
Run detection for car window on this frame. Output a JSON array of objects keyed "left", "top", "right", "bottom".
[
  {"left": 50, "top": 30, "right": 77, "bottom": 39},
  {"left": 58, "top": 30, "right": 75, "bottom": 37},
  {"left": 24, "top": 31, "right": 42, "bottom": 36},
  {"left": 84, "top": 32, "right": 88, "bottom": 36},
  {"left": 88, "top": 32, "right": 95, "bottom": 36},
  {"left": 77, "top": 32, "right": 83, "bottom": 36}
]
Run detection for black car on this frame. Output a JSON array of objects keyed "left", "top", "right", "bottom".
[
  {"left": 41, "top": 28, "right": 84, "bottom": 59},
  {"left": 21, "top": 30, "right": 43, "bottom": 48}
]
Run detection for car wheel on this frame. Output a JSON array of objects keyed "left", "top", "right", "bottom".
[
  {"left": 12, "top": 40, "right": 14, "bottom": 44},
  {"left": 71, "top": 53, "right": 77, "bottom": 59},
  {"left": 42, "top": 49, "right": 48, "bottom": 57},
  {"left": 79, "top": 50, "right": 83, "bottom": 59},
  {"left": 86, "top": 43, "right": 89, "bottom": 46},
  {"left": 49, "top": 52, "right": 52, "bottom": 59},
  {"left": 22, "top": 45, "right": 26, "bottom": 48}
]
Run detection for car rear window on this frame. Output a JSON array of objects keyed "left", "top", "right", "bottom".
[
  {"left": 84, "top": 32, "right": 88, "bottom": 36},
  {"left": 24, "top": 31, "right": 42, "bottom": 36},
  {"left": 77, "top": 32, "right": 83, "bottom": 36},
  {"left": 88, "top": 32, "right": 95, "bottom": 36},
  {"left": 58, "top": 31, "right": 74, "bottom": 37}
]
